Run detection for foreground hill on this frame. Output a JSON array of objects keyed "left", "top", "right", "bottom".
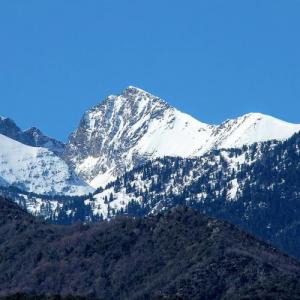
[{"left": 0, "top": 197, "right": 300, "bottom": 299}]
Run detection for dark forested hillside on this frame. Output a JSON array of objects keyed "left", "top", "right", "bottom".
[
  {"left": 0, "top": 295, "right": 90, "bottom": 300},
  {"left": 1, "top": 196, "right": 300, "bottom": 299}
]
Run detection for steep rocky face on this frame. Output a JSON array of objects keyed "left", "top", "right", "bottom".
[
  {"left": 0, "top": 116, "right": 65, "bottom": 155},
  {"left": 64, "top": 86, "right": 212, "bottom": 188},
  {"left": 64, "top": 86, "right": 300, "bottom": 189}
]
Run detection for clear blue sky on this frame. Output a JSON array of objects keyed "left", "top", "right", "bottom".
[{"left": 0, "top": 0, "right": 299, "bottom": 141}]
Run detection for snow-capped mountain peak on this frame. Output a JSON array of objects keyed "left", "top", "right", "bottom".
[
  {"left": 2, "top": 86, "right": 299, "bottom": 196},
  {"left": 213, "top": 112, "right": 300, "bottom": 149},
  {"left": 123, "top": 85, "right": 151, "bottom": 95},
  {"left": 123, "top": 85, "right": 163, "bottom": 98},
  {"left": 63, "top": 87, "right": 300, "bottom": 189},
  {"left": 63, "top": 86, "right": 213, "bottom": 187}
]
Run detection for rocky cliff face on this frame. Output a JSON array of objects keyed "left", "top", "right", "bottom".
[{"left": 63, "top": 86, "right": 213, "bottom": 187}]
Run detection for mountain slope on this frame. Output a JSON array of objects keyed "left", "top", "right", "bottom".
[
  {"left": 9, "top": 131, "right": 298, "bottom": 258},
  {"left": 0, "top": 116, "right": 65, "bottom": 155},
  {"left": 82, "top": 132, "right": 300, "bottom": 258},
  {"left": 0, "top": 134, "right": 92, "bottom": 195},
  {"left": 0, "top": 196, "right": 300, "bottom": 299},
  {"left": 64, "top": 86, "right": 300, "bottom": 188}
]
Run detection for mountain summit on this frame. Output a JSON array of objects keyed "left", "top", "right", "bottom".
[
  {"left": 63, "top": 86, "right": 213, "bottom": 187},
  {"left": 64, "top": 86, "right": 300, "bottom": 188}
]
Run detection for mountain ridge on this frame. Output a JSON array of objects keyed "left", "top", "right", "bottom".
[
  {"left": 64, "top": 86, "right": 300, "bottom": 188},
  {"left": 1, "top": 86, "right": 300, "bottom": 194},
  {"left": 0, "top": 116, "right": 65, "bottom": 155}
]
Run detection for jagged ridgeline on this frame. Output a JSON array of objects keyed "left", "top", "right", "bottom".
[
  {"left": 0, "top": 116, "right": 65, "bottom": 155},
  {"left": 62, "top": 86, "right": 300, "bottom": 188},
  {"left": 1, "top": 87, "right": 300, "bottom": 261},
  {"left": 2, "top": 87, "right": 299, "bottom": 196}
]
